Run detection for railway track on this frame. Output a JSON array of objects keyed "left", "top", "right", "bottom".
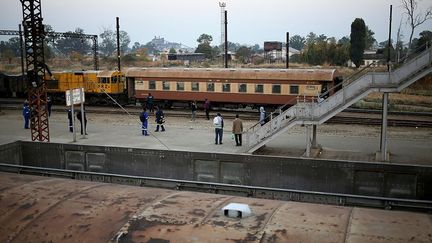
[
  {"left": 1, "top": 99, "right": 432, "bottom": 128},
  {"left": 1, "top": 163, "right": 431, "bottom": 212}
]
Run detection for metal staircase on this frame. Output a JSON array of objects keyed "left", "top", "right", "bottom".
[{"left": 245, "top": 47, "right": 432, "bottom": 153}]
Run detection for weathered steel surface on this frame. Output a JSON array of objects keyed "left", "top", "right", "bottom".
[
  {"left": 346, "top": 208, "right": 432, "bottom": 242},
  {"left": 0, "top": 172, "right": 431, "bottom": 243}
]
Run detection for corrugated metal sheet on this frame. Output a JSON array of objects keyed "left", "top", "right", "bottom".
[{"left": 0, "top": 172, "right": 431, "bottom": 243}]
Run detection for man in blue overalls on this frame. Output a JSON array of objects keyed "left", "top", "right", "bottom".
[
  {"left": 23, "top": 102, "right": 30, "bottom": 129},
  {"left": 140, "top": 107, "right": 149, "bottom": 136}
]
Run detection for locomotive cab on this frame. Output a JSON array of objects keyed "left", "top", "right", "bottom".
[{"left": 96, "top": 70, "right": 125, "bottom": 94}]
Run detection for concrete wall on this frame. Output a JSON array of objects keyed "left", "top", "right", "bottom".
[{"left": 1, "top": 141, "right": 431, "bottom": 200}]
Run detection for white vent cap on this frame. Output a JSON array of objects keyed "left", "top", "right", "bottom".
[{"left": 222, "top": 203, "right": 252, "bottom": 218}]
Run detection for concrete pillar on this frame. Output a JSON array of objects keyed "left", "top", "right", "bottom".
[
  {"left": 305, "top": 125, "right": 312, "bottom": 157},
  {"left": 312, "top": 125, "right": 318, "bottom": 148},
  {"left": 380, "top": 92, "right": 389, "bottom": 161}
]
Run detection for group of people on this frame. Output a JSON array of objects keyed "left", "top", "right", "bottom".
[
  {"left": 139, "top": 95, "right": 244, "bottom": 147},
  {"left": 21, "top": 93, "right": 251, "bottom": 147},
  {"left": 21, "top": 96, "right": 53, "bottom": 130},
  {"left": 67, "top": 108, "right": 87, "bottom": 135},
  {"left": 213, "top": 113, "right": 244, "bottom": 146},
  {"left": 190, "top": 98, "right": 211, "bottom": 121},
  {"left": 140, "top": 105, "right": 165, "bottom": 136}
]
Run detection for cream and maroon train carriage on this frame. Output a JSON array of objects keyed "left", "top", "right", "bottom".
[{"left": 125, "top": 68, "right": 342, "bottom": 108}]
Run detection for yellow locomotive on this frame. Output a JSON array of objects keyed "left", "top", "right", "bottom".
[{"left": 45, "top": 70, "right": 126, "bottom": 104}]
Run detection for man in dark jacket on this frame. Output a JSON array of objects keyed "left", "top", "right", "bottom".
[
  {"left": 76, "top": 109, "right": 87, "bottom": 135},
  {"left": 22, "top": 102, "right": 30, "bottom": 129},
  {"left": 154, "top": 106, "right": 165, "bottom": 132},
  {"left": 232, "top": 114, "right": 243, "bottom": 146}
]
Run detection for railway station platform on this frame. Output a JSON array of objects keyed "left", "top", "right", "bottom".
[{"left": 0, "top": 108, "right": 431, "bottom": 166}]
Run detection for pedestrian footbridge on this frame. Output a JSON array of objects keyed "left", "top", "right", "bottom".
[{"left": 245, "top": 47, "right": 432, "bottom": 155}]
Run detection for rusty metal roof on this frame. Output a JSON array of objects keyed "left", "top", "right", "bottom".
[
  {"left": 0, "top": 172, "right": 430, "bottom": 243},
  {"left": 125, "top": 67, "right": 339, "bottom": 82}
]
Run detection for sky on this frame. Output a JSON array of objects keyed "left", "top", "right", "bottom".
[{"left": 1, "top": 0, "right": 431, "bottom": 48}]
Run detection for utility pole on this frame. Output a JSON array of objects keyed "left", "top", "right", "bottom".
[
  {"left": 380, "top": 4, "right": 392, "bottom": 162},
  {"left": 116, "top": 17, "right": 121, "bottom": 71},
  {"left": 286, "top": 32, "right": 289, "bottom": 69},
  {"left": 224, "top": 10, "right": 228, "bottom": 68},
  {"left": 20, "top": 0, "right": 50, "bottom": 142},
  {"left": 219, "top": 2, "right": 226, "bottom": 48}
]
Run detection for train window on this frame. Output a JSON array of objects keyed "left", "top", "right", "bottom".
[
  {"left": 163, "top": 81, "right": 170, "bottom": 90},
  {"left": 207, "top": 82, "right": 215, "bottom": 92},
  {"left": 238, "top": 83, "right": 247, "bottom": 93},
  {"left": 192, "top": 82, "right": 199, "bottom": 91},
  {"left": 101, "top": 77, "right": 108, "bottom": 84},
  {"left": 255, "top": 84, "right": 263, "bottom": 93},
  {"left": 272, "top": 84, "right": 281, "bottom": 94},
  {"left": 222, "top": 83, "right": 231, "bottom": 92},
  {"left": 112, "top": 76, "right": 118, "bottom": 83},
  {"left": 177, "top": 82, "right": 185, "bottom": 91},
  {"left": 290, "top": 85, "right": 299, "bottom": 94},
  {"left": 148, "top": 81, "right": 156, "bottom": 90}
]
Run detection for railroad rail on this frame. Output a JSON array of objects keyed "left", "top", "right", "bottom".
[
  {"left": 1, "top": 163, "right": 431, "bottom": 213},
  {"left": 2, "top": 100, "right": 431, "bottom": 127}
]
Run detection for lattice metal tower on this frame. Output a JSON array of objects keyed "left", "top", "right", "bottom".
[
  {"left": 20, "top": 0, "right": 50, "bottom": 142},
  {"left": 219, "top": 2, "right": 226, "bottom": 51}
]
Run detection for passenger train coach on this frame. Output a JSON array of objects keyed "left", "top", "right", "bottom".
[
  {"left": 125, "top": 67, "right": 342, "bottom": 108},
  {"left": 1, "top": 67, "right": 342, "bottom": 108}
]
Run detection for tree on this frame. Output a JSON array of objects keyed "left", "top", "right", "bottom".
[
  {"left": 169, "top": 47, "right": 177, "bottom": 54},
  {"left": 195, "top": 34, "right": 215, "bottom": 59},
  {"left": 350, "top": 18, "right": 367, "bottom": 68},
  {"left": 195, "top": 43, "right": 214, "bottom": 59},
  {"left": 197, "top": 34, "right": 213, "bottom": 45},
  {"left": 119, "top": 30, "right": 131, "bottom": 54},
  {"left": 55, "top": 28, "right": 92, "bottom": 55},
  {"left": 99, "top": 28, "right": 130, "bottom": 57},
  {"left": 306, "top": 32, "right": 317, "bottom": 45},
  {"left": 290, "top": 35, "right": 306, "bottom": 50},
  {"left": 99, "top": 29, "right": 116, "bottom": 57},
  {"left": 415, "top": 30, "right": 432, "bottom": 52},
  {"left": 236, "top": 46, "right": 251, "bottom": 63},
  {"left": 250, "top": 44, "right": 261, "bottom": 54},
  {"left": 143, "top": 42, "right": 157, "bottom": 55},
  {"left": 401, "top": 0, "right": 432, "bottom": 51},
  {"left": 365, "top": 26, "right": 377, "bottom": 49}
]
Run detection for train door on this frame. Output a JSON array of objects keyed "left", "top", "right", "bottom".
[{"left": 126, "top": 76, "right": 136, "bottom": 100}]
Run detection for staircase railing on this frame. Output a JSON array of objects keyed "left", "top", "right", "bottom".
[{"left": 245, "top": 45, "right": 432, "bottom": 152}]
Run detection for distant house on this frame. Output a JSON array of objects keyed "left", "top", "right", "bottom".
[
  {"left": 168, "top": 53, "right": 205, "bottom": 62},
  {"left": 265, "top": 47, "right": 300, "bottom": 62},
  {"left": 150, "top": 36, "right": 193, "bottom": 53},
  {"left": 347, "top": 50, "right": 386, "bottom": 67}
]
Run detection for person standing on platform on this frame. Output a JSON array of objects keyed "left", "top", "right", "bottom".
[
  {"left": 204, "top": 98, "right": 211, "bottom": 120},
  {"left": 47, "top": 95, "right": 52, "bottom": 117},
  {"left": 140, "top": 106, "right": 149, "bottom": 136},
  {"left": 22, "top": 102, "right": 30, "bottom": 129},
  {"left": 154, "top": 106, "right": 165, "bottom": 132},
  {"left": 191, "top": 100, "right": 197, "bottom": 122},
  {"left": 67, "top": 108, "right": 73, "bottom": 132},
  {"left": 259, "top": 106, "right": 266, "bottom": 126},
  {"left": 76, "top": 108, "right": 87, "bottom": 135},
  {"left": 213, "top": 113, "right": 224, "bottom": 144},
  {"left": 232, "top": 114, "right": 243, "bottom": 146},
  {"left": 146, "top": 93, "right": 154, "bottom": 113}
]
